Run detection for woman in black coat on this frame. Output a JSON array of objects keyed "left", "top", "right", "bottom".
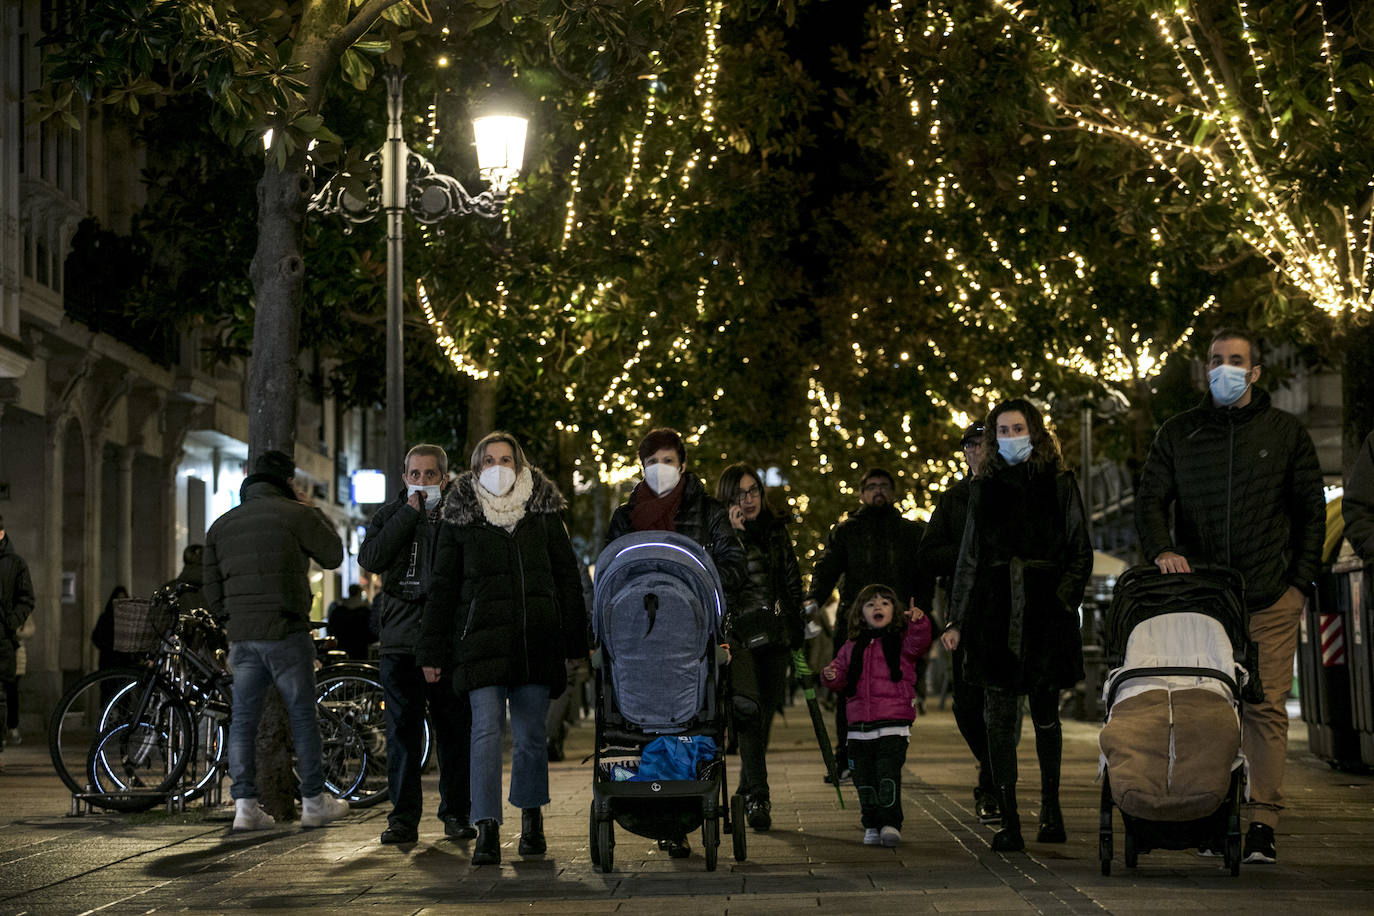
[
  {"left": 941, "top": 398, "right": 1091, "bottom": 852},
  {"left": 604, "top": 427, "right": 747, "bottom": 857},
  {"left": 715, "top": 463, "right": 804, "bottom": 833},
  {"left": 419, "top": 432, "right": 587, "bottom": 866}
]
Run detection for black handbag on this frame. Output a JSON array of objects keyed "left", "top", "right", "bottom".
[{"left": 731, "top": 603, "right": 787, "bottom": 650}]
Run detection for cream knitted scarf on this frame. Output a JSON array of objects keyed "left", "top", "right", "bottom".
[{"left": 473, "top": 466, "right": 533, "bottom": 530}]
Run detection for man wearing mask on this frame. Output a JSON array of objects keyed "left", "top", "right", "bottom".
[
  {"left": 359, "top": 444, "right": 474, "bottom": 845},
  {"left": 918, "top": 423, "right": 998, "bottom": 823},
  {"left": 1136, "top": 328, "right": 1324, "bottom": 865},
  {"left": 805, "top": 467, "right": 932, "bottom": 781}
]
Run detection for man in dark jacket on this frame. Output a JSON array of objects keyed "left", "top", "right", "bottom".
[
  {"left": 918, "top": 422, "right": 998, "bottom": 822},
  {"left": 359, "top": 443, "right": 474, "bottom": 845},
  {"left": 1135, "top": 328, "right": 1325, "bottom": 865},
  {"left": 806, "top": 467, "right": 933, "bottom": 779},
  {"left": 1343, "top": 431, "right": 1374, "bottom": 562},
  {"left": 0, "top": 515, "right": 35, "bottom": 772},
  {"left": 326, "top": 585, "right": 373, "bottom": 661},
  {"left": 163, "top": 544, "right": 205, "bottom": 613},
  {"left": 203, "top": 450, "right": 348, "bottom": 832}
]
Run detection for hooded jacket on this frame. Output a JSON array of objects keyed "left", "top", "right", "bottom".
[
  {"left": 820, "top": 615, "right": 933, "bottom": 726},
  {"left": 1135, "top": 387, "right": 1325, "bottom": 611},
  {"left": 202, "top": 475, "right": 344, "bottom": 642},
  {"left": 417, "top": 468, "right": 587, "bottom": 695},
  {"left": 605, "top": 471, "right": 748, "bottom": 594}
]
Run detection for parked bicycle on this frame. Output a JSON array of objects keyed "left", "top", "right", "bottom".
[{"left": 48, "top": 584, "right": 400, "bottom": 813}]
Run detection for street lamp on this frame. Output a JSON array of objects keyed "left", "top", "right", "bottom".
[{"left": 310, "top": 67, "right": 528, "bottom": 498}]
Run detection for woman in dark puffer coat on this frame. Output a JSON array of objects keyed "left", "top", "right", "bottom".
[
  {"left": 419, "top": 432, "right": 587, "bottom": 866},
  {"left": 715, "top": 463, "right": 804, "bottom": 834},
  {"left": 942, "top": 398, "right": 1091, "bottom": 853}
]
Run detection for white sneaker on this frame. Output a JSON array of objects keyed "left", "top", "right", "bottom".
[
  {"left": 300, "top": 793, "right": 350, "bottom": 828},
  {"left": 232, "top": 798, "right": 276, "bottom": 831},
  {"left": 863, "top": 828, "right": 881, "bottom": 845},
  {"left": 880, "top": 826, "right": 901, "bottom": 847}
]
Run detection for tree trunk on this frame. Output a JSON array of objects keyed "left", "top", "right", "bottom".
[
  {"left": 246, "top": 154, "right": 311, "bottom": 463},
  {"left": 464, "top": 375, "right": 499, "bottom": 460}
]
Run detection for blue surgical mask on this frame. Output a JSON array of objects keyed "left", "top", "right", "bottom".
[
  {"left": 998, "top": 435, "right": 1033, "bottom": 465},
  {"left": 1208, "top": 364, "right": 1251, "bottom": 406}
]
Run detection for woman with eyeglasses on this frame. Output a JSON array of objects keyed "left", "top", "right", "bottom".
[
  {"left": 940, "top": 398, "right": 1091, "bottom": 852},
  {"left": 715, "top": 463, "right": 805, "bottom": 833}
]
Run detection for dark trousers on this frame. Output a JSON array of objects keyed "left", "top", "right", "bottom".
[
  {"left": 4, "top": 676, "right": 16, "bottom": 730},
  {"left": 849, "top": 734, "right": 908, "bottom": 829},
  {"left": 380, "top": 653, "right": 471, "bottom": 829},
  {"left": 731, "top": 643, "right": 789, "bottom": 801},
  {"left": 949, "top": 648, "right": 993, "bottom": 794},
  {"left": 985, "top": 686, "right": 1060, "bottom": 802}
]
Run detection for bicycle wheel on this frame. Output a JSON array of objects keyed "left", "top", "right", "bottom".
[
  {"left": 316, "top": 668, "right": 389, "bottom": 807},
  {"left": 49, "top": 667, "right": 147, "bottom": 798},
  {"left": 87, "top": 690, "right": 195, "bottom": 812}
]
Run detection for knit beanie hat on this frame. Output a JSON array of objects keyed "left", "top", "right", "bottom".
[{"left": 254, "top": 450, "right": 295, "bottom": 484}]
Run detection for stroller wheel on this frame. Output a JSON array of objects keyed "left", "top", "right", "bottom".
[
  {"left": 702, "top": 815, "right": 719, "bottom": 872},
  {"left": 596, "top": 818, "right": 614, "bottom": 874},
  {"left": 1124, "top": 831, "right": 1137, "bottom": 868},
  {"left": 1225, "top": 833, "right": 1241, "bottom": 876},
  {"left": 731, "top": 794, "right": 748, "bottom": 862},
  {"left": 588, "top": 806, "right": 600, "bottom": 868},
  {"left": 1099, "top": 776, "right": 1113, "bottom": 876}
]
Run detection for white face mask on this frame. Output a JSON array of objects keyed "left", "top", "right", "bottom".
[
  {"left": 407, "top": 484, "right": 442, "bottom": 504},
  {"left": 479, "top": 465, "right": 516, "bottom": 496},
  {"left": 643, "top": 463, "right": 681, "bottom": 496},
  {"left": 997, "top": 434, "right": 1033, "bottom": 465}
]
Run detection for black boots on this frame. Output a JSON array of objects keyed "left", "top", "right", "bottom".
[
  {"left": 518, "top": 807, "right": 547, "bottom": 856},
  {"left": 1037, "top": 796, "right": 1066, "bottom": 843},
  {"left": 991, "top": 784, "right": 1024, "bottom": 852},
  {"left": 471, "top": 819, "right": 500, "bottom": 865}
]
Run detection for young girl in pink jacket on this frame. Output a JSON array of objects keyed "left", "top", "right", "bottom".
[{"left": 821, "top": 583, "right": 932, "bottom": 846}]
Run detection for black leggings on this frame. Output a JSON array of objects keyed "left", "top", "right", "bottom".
[
  {"left": 731, "top": 644, "right": 789, "bottom": 801},
  {"left": 984, "top": 686, "right": 1061, "bottom": 801}
]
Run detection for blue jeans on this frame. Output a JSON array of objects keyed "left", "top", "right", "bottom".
[
  {"left": 228, "top": 632, "right": 324, "bottom": 799},
  {"left": 380, "top": 653, "right": 471, "bottom": 829},
  {"left": 469, "top": 684, "right": 550, "bottom": 824}
]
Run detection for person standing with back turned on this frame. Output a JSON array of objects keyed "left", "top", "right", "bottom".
[{"left": 1135, "top": 328, "right": 1324, "bottom": 865}]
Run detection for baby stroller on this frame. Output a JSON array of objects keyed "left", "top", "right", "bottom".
[
  {"left": 588, "top": 531, "right": 744, "bottom": 872},
  {"left": 1097, "top": 565, "right": 1257, "bottom": 876}
]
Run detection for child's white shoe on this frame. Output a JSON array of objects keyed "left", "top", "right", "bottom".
[
  {"left": 232, "top": 798, "right": 276, "bottom": 831},
  {"left": 880, "top": 826, "right": 901, "bottom": 847},
  {"left": 300, "top": 793, "right": 350, "bottom": 828},
  {"left": 863, "top": 828, "right": 881, "bottom": 845}
]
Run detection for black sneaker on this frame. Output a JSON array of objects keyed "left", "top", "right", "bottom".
[
  {"left": 745, "top": 797, "right": 772, "bottom": 832},
  {"left": 380, "top": 824, "right": 418, "bottom": 844},
  {"left": 975, "top": 788, "right": 1001, "bottom": 824},
  {"left": 444, "top": 818, "right": 478, "bottom": 840},
  {"left": 658, "top": 836, "right": 691, "bottom": 858},
  {"left": 1243, "top": 823, "right": 1276, "bottom": 864}
]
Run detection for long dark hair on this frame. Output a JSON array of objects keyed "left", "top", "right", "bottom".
[
  {"left": 715, "top": 462, "right": 770, "bottom": 517},
  {"left": 845, "top": 583, "right": 906, "bottom": 639},
  {"left": 976, "top": 397, "right": 1062, "bottom": 475}
]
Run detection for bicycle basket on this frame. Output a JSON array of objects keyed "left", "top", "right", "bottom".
[{"left": 112, "top": 597, "right": 175, "bottom": 654}]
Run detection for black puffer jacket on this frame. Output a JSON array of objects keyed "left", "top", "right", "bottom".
[
  {"left": 807, "top": 503, "right": 932, "bottom": 623},
  {"left": 418, "top": 468, "right": 587, "bottom": 696},
  {"left": 1135, "top": 387, "right": 1325, "bottom": 610},
  {"left": 203, "top": 477, "right": 344, "bottom": 642},
  {"left": 1343, "top": 431, "right": 1374, "bottom": 562},
  {"left": 949, "top": 459, "right": 1091, "bottom": 691},
  {"left": 606, "top": 471, "right": 748, "bottom": 594},
  {"left": 732, "top": 511, "right": 806, "bottom": 649},
  {"left": 358, "top": 488, "right": 440, "bottom": 655}
]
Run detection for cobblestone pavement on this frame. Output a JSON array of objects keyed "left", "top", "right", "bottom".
[{"left": 1, "top": 703, "right": 1372, "bottom": 914}]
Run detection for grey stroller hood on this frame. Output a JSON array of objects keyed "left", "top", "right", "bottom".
[{"left": 593, "top": 531, "right": 725, "bottom": 733}]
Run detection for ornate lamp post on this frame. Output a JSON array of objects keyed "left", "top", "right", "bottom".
[{"left": 310, "top": 68, "right": 527, "bottom": 496}]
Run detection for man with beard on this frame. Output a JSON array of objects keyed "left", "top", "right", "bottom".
[{"left": 805, "top": 468, "right": 931, "bottom": 780}]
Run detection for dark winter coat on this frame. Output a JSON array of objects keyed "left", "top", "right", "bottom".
[
  {"left": 417, "top": 469, "right": 588, "bottom": 696},
  {"left": 358, "top": 489, "right": 440, "bottom": 656},
  {"left": 1135, "top": 387, "right": 1325, "bottom": 611},
  {"left": 917, "top": 475, "right": 973, "bottom": 581},
  {"left": 202, "top": 476, "right": 344, "bottom": 642},
  {"left": 731, "top": 511, "right": 806, "bottom": 649},
  {"left": 807, "top": 503, "right": 933, "bottom": 628},
  {"left": 1342, "top": 431, "right": 1374, "bottom": 563},
  {"left": 0, "top": 534, "right": 35, "bottom": 680},
  {"left": 948, "top": 459, "right": 1091, "bottom": 692},
  {"left": 605, "top": 471, "right": 748, "bottom": 594}
]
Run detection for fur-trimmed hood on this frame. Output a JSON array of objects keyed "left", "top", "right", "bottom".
[{"left": 440, "top": 465, "right": 568, "bottom": 527}]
